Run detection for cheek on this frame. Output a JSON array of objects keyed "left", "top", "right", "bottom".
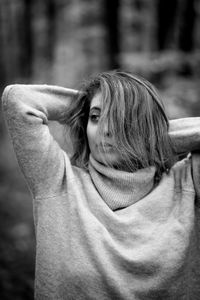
[{"left": 86, "top": 123, "right": 98, "bottom": 150}]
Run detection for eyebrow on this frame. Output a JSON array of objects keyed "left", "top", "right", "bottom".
[{"left": 89, "top": 106, "right": 101, "bottom": 112}]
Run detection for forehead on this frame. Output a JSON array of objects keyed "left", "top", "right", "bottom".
[{"left": 90, "top": 92, "right": 102, "bottom": 108}]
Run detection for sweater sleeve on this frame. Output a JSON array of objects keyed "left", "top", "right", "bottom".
[
  {"left": 169, "top": 118, "right": 200, "bottom": 154},
  {"left": 2, "top": 84, "right": 78, "bottom": 199}
]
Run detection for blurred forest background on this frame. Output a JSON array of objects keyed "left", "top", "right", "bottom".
[{"left": 0, "top": 0, "right": 200, "bottom": 299}]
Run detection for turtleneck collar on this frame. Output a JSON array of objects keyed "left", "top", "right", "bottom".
[{"left": 88, "top": 155, "right": 156, "bottom": 211}]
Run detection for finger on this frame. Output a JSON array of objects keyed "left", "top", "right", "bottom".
[
  {"left": 182, "top": 158, "right": 194, "bottom": 190},
  {"left": 172, "top": 160, "right": 184, "bottom": 193}
]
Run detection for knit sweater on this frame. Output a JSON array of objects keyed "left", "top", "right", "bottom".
[{"left": 2, "top": 84, "right": 200, "bottom": 300}]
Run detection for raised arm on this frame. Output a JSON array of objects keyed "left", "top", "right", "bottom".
[
  {"left": 169, "top": 117, "right": 200, "bottom": 154},
  {"left": 169, "top": 118, "right": 200, "bottom": 202},
  {"left": 2, "top": 84, "right": 79, "bottom": 199}
]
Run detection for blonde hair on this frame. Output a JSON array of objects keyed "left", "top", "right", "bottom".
[{"left": 64, "top": 70, "right": 176, "bottom": 178}]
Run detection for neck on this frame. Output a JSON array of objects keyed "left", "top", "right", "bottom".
[{"left": 89, "top": 154, "right": 156, "bottom": 211}]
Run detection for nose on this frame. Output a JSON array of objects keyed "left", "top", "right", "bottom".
[{"left": 103, "top": 121, "right": 111, "bottom": 137}]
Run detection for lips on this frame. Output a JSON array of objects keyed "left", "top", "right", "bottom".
[
  {"left": 98, "top": 143, "right": 113, "bottom": 152},
  {"left": 99, "top": 142, "right": 112, "bottom": 148}
]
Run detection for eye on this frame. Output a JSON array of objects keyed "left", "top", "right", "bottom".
[{"left": 89, "top": 113, "right": 100, "bottom": 123}]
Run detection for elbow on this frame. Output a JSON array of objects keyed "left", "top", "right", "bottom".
[
  {"left": 2, "top": 84, "right": 15, "bottom": 104},
  {"left": 1, "top": 85, "right": 32, "bottom": 122},
  {"left": 2, "top": 84, "right": 48, "bottom": 125},
  {"left": 1, "top": 84, "right": 27, "bottom": 111}
]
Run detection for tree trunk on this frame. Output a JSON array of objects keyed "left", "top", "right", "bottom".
[
  {"left": 46, "top": 0, "right": 57, "bottom": 62},
  {"left": 103, "top": 0, "right": 120, "bottom": 69},
  {"left": 157, "top": 0, "right": 178, "bottom": 50},
  {"left": 0, "top": 2, "right": 7, "bottom": 87},
  {"left": 20, "top": 0, "right": 33, "bottom": 78},
  {"left": 178, "top": 0, "right": 195, "bottom": 52}
]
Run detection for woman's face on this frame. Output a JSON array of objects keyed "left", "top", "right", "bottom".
[{"left": 86, "top": 92, "right": 120, "bottom": 165}]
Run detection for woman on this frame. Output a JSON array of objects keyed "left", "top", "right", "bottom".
[{"left": 2, "top": 70, "right": 200, "bottom": 299}]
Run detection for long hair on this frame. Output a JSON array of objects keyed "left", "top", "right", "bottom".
[{"left": 63, "top": 70, "right": 176, "bottom": 178}]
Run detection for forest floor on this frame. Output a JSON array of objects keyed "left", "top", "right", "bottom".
[{"left": 0, "top": 52, "right": 200, "bottom": 300}]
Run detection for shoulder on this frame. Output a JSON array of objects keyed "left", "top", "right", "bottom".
[{"left": 72, "top": 164, "right": 90, "bottom": 179}]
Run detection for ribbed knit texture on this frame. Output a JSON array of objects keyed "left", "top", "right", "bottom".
[{"left": 89, "top": 154, "right": 156, "bottom": 210}]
